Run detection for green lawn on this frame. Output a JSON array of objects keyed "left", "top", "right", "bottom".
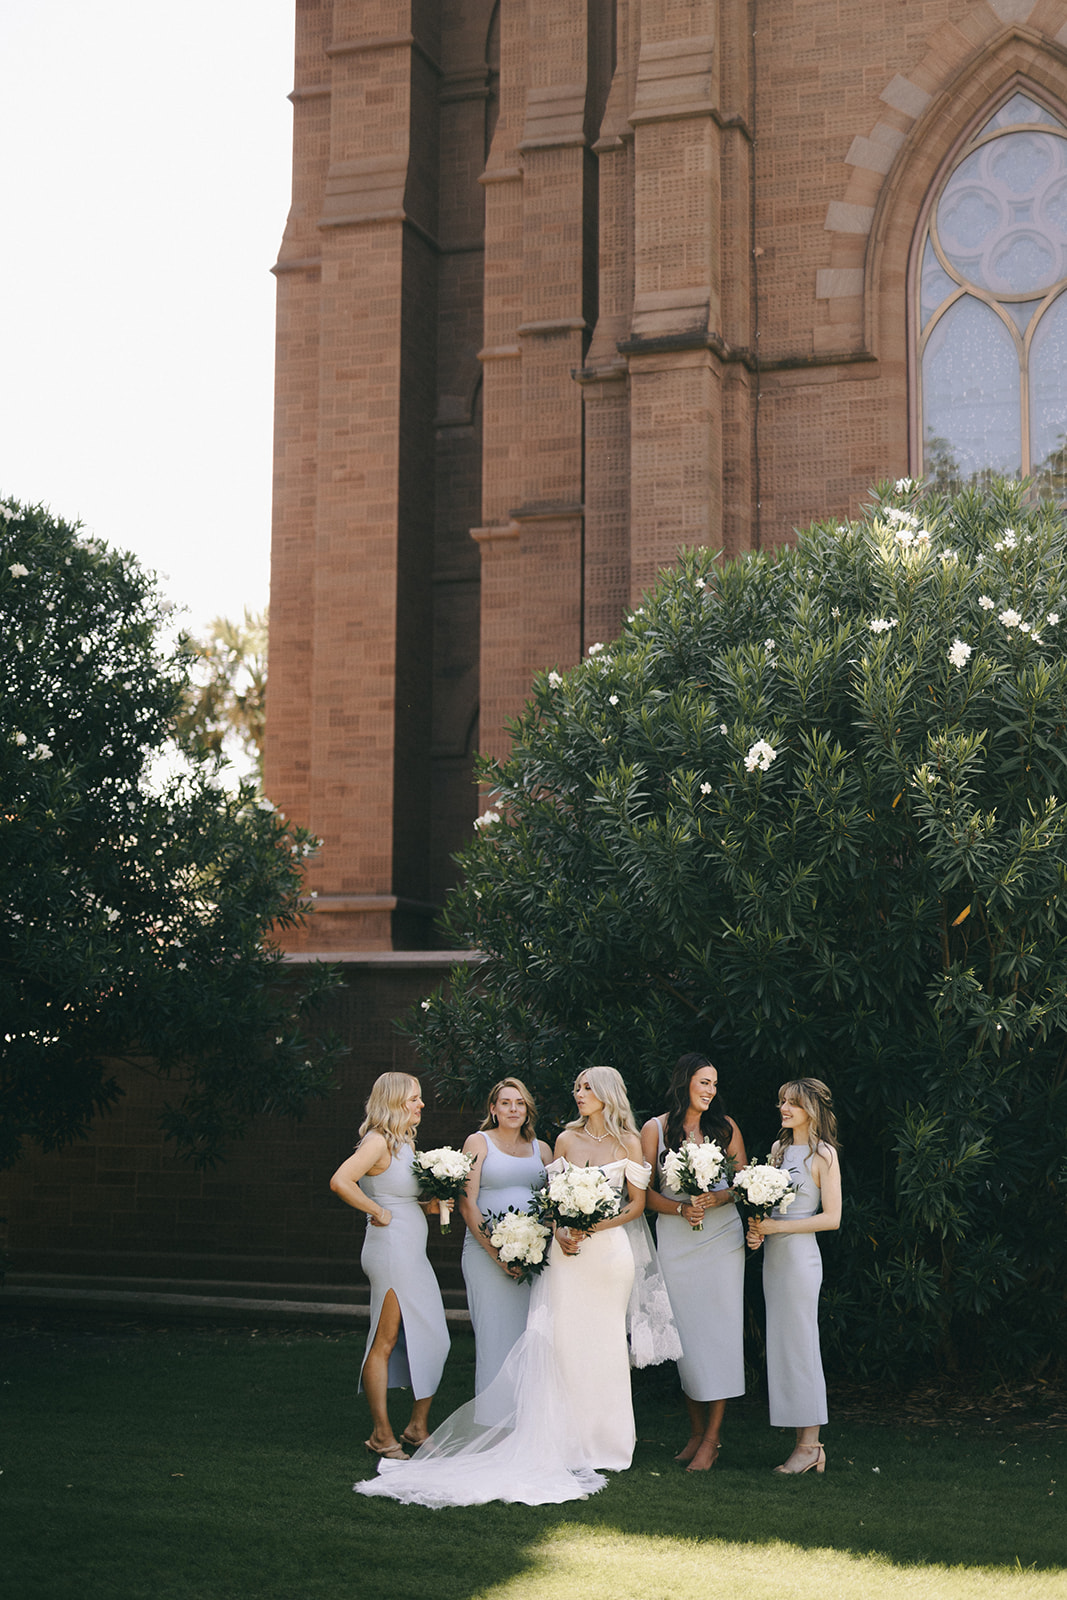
[{"left": 1, "top": 1321, "right": 1063, "bottom": 1600}]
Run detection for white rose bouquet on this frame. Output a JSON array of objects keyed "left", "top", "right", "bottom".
[
  {"left": 661, "top": 1139, "right": 732, "bottom": 1230},
  {"left": 532, "top": 1162, "right": 621, "bottom": 1253},
  {"left": 483, "top": 1207, "right": 552, "bottom": 1285},
  {"left": 412, "top": 1145, "right": 475, "bottom": 1229},
  {"left": 731, "top": 1160, "right": 798, "bottom": 1223}
]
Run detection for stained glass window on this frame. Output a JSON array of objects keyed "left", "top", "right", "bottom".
[{"left": 916, "top": 91, "right": 1067, "bottom": 494}]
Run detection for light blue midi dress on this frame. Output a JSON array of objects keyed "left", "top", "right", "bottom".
[
  {"left": 762, "top": 1142, "right": 828, "bottom": 1427},
  {"left": 461, "top": 1132, "right": 547, "bottom": 1393},
  {"left": 653, "top": 1119, "right": 745, "bottom": 1402},
  {"left": 359, "top": 1144, "right": 449, "bottom": 1400}
]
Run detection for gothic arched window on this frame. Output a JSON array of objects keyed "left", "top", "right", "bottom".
[{"left": 916, "top": 90, "right": 1067, "bottom": 495}]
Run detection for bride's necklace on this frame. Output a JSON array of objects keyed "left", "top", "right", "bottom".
[{"left": 584, "top": 1125, "right": 614, "bottom": 1144}]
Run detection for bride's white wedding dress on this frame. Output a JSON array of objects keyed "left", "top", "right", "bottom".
[{"left": 355, "top": 1158, "right": 680, "bottom": 1507}]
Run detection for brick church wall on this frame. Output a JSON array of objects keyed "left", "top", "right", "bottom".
[
  {"left": 263, "top": 2, "right": 1067, "bottom": 961},
  {"left": 0, "top": 960, "right": 474, "bottom": 1293}
]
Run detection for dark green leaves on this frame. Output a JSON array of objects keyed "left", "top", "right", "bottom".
[
  {"left": 408, "top": 480, "right": 1067, "bottom": 1378},
  {"left": 0, "top": 501, "right": 341, "bottom": 1168}
]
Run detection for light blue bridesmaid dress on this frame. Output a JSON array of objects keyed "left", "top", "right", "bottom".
[
  {"left": 653, "top": 1119, "right": 745, "bottom": 1402},
  {"left": 461, "top": 1131, "right": 547, "bottom": 1392},
  {"left": 762, "top": 1142, "right": 828, "bottom": 1427},
  {"left": 359, "top": 1144, "right": 449, "bottom": 1400}
]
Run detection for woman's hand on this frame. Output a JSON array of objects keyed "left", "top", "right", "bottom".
[
  {"left": 556, "top": 1225, "right": 585, "bottom": 1257},
  {"left": 746, "top": 1218, "right": 765, "bottom": 1250},
  {"left": 370, "top": 1207, "right": 392, "bottom": 1228}
]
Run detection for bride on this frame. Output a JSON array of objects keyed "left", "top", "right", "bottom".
[{"left": 356, "top": 1066, "right": 679, "bottom": 1506}]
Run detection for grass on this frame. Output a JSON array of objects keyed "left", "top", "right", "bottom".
[{"left": 1, "top": 1319, "right": 1064, "bottom": 1600}]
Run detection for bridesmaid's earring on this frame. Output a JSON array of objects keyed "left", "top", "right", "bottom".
[{"left": 491, "top": 1115, "right": 498, "bottom": 1126}]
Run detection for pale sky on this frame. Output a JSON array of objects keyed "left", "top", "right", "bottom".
[{"left": 0, "top": 1, "right": 295, "bottom": 637}]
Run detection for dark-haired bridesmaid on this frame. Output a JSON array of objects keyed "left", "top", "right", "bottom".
[{"left": 641, "top": 1053, "right": 746, "bottom": 1472}]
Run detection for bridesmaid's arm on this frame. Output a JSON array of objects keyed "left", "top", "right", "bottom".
[
  {"left": 640, "top": 1117, "right": 673, "bottom": 1214},
  {"left": 457, "top": 1131, "right": 493, "bottom": 1245},
  {"left": 640, "top": 1116, "right": 694, "bottom": 1224},
  {"left": 329, "top": 1133, "right": 393, "bottom": 1227}
]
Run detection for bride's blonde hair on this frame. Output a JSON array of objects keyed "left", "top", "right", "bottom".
[
  {"left": 358, "top": 1072, "right": 420, "bottom": 1156},
  {"left": 566, "top": 1065, "right": 640, "bottom": 1146}
]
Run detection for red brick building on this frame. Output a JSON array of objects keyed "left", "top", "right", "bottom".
[
  {"left": 265, "top": 1, "right": 1067, "bottom": 955},
  {"left": 7, "top": 0, "right": 1067, "bottom": 1312}
]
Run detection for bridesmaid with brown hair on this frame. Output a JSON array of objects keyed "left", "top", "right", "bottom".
[
  {"left": 746, "top": 1077, "right": 842, "bottom": 1474},
  {"left": 458, "top": 1076, "right": 550, "bottom": 1393}
]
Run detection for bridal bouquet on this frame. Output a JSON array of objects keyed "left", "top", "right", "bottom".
[
  {"left": 532, "top": 1162, "right": 621, "bottom": 1251},
  {"left": 483, "top": 1207, "right": 552, "bottom": 1285},
  {"left": 661, "top": 1139, "right": 732, "bottom": 1230},
  {"left": 413, "top": 1145, "right": 475, "bottom": 1229},
  {"left": 731, "top": 1160, "right": 798, "bottom": 1222}
]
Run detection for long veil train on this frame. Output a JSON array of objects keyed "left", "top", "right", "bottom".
[{"left": 356, "top": 1165, "right": 680, "bottom": 1508}]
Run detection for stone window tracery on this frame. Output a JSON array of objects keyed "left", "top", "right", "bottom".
[{"left": 916, "top": 91, "right": 1067, "bottom": 495}]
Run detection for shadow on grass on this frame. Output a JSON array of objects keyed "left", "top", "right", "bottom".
[{"left": 1, "top": 1321, "right": 1063, "bottom": 1600}]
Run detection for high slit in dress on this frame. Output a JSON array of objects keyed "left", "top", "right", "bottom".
[{"left": 359, "top": 1144, "right": 449, "bottom": 1401}]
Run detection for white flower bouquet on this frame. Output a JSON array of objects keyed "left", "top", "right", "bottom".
[
  {"left": 532, "top": 1161, "right": 621, "bottom": 1252},
  {"left": 412, "top": 1145, "right": 475, "bottom": 1229},
  {"left": 483, "top": 1207, "right": 552, "bottom": 1285},
  {"left": 661, "top": 1139, "right": 732, "bottom": 1230},
  {"left": 731, "top": 1160, "right": 798, "bottom": 1222}
]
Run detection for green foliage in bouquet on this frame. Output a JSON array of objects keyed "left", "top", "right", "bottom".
[
  {"left": 0, "top": 499, "right": 342, "bottom": 1169},
  {"left": 409, "top": 479, "right": 1067, "bottom": 1381}
]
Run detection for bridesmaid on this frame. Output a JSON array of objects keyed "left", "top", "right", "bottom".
[
  {"left": 458, "top": 1077, "right": 551, "bottom": 1393},
  {"left": 330, "top": 1072, "right": 450, "bottom": 1461},
  {"left": 746, "top": 1077, "right": 842, "bottom": 1474},
  {"left": 642, "top": 1053, "right": 747, "bottom": 1472}
]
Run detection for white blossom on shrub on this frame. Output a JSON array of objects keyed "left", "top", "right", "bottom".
[{"left": 744, "top": 739, "right": 777, "bottom": 773}]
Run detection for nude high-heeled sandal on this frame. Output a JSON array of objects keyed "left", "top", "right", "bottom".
[{"left": 773, "top": 1443, "right": 825, "bottom": 1475}]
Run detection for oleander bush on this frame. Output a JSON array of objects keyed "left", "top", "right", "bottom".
[
  {"left": 410, "top": 478, "right": 1067, "bottom": 1381},
  {"left": 0, "top": 499, "right": 341, "bottom": 1169}
]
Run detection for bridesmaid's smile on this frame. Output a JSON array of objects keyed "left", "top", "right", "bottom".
[{"left": 689, "top": 1067, "right": 718, "bottom": 1111}]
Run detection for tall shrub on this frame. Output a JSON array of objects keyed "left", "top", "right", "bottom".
[
  {"left": 412, "top": 480, "right": 1067, "bottom": 1380},
  {"left": 0, "top": 500, "right": 340, "bottom": 1169}
]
